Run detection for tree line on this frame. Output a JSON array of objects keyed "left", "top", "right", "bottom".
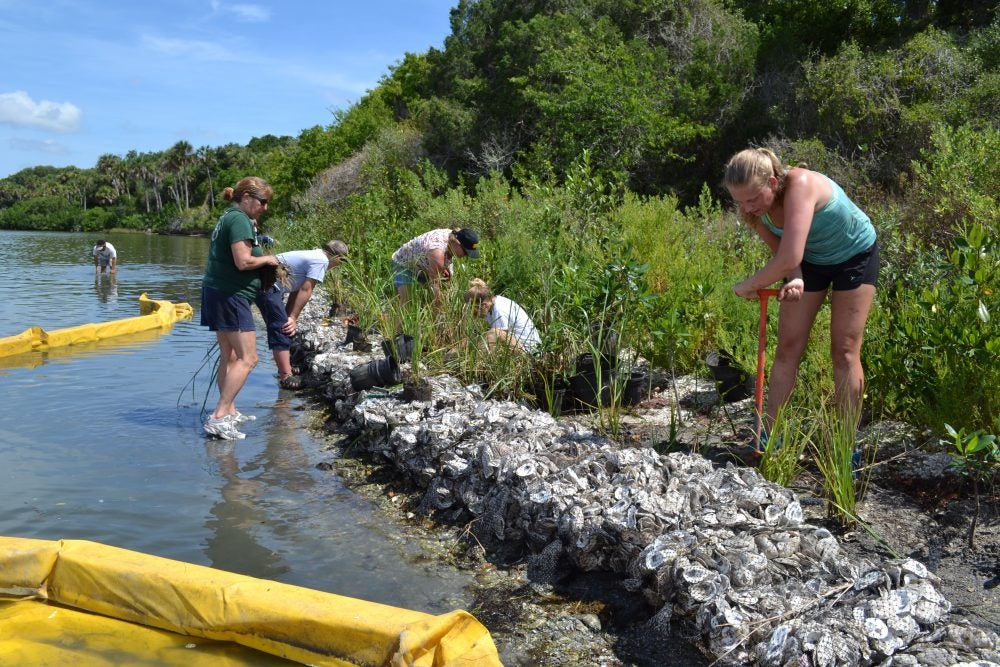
[{"left": 1, "top": 0, "right": 996, "bottom": 239}]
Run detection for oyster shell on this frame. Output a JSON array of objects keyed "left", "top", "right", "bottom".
[{"left": 286, "top": 299, "right": 1000, "bottom": 667}]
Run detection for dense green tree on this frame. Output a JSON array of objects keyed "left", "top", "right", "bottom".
[
  {"left": 793, "top": 27, "right": 990, "bottom": 184},
  {"left": 0, "top": 0, "right": 995, "bottom": 232},
  {"left": 0, "top": 195, "right": 79, "bottom": 231},
  {"left": 95, "top": 153, "right": 126, "bottom": 203}
]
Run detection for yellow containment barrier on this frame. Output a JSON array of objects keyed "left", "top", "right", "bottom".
[
  {"left": 0, "top": 293, "right": 193, "bottom": 359},
  {"left": 0, "top": 537, "right": 502, "bottom": 667}
]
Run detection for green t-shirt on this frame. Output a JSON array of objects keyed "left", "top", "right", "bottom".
[{"left": 202, "top": 208, "right": 262, "bottom": 300}]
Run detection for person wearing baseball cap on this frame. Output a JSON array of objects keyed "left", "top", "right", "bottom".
[
  {"left": 255, "top": 239, "right": 349, "bottom": 390},
  {"left": 454, "top": 228, "right": 480, "bottom": 258},
  {"left": 391, "top": 227, "right": 480, "bottom": 306}
]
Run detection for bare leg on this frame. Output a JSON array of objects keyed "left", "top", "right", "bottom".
[
  {"left": 829, "top": 285, "right": 876, "bottom": 424},
  {"left": 215, "top": 335, "right": 235, "bottom": 397},
  {"left": 211, "top": 330, "right": 259, "bottom": 420},
  {"left": 273, "top": 349, "right": 293, "bottom": 379},
  {"left": 396, "top": 284, "right": 410, "bottom": 306},
  {"left": 765, "top": 291, "right": 827, "bottom": 428}
]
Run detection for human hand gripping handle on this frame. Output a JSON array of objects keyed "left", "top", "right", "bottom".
[
  {"left": 778, "top": 277, "right": 804, "bottom": 302},
  {"left": 755, "top": 289, "right": 780, "bottom": 450}
]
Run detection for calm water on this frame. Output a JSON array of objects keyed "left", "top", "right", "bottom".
[{"left": 0, "top": 230, "right": 472, "bottom": 613}]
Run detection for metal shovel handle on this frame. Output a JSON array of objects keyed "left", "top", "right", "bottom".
[{"left": 755, "top": 289, "right": 781, "bottom": 449}]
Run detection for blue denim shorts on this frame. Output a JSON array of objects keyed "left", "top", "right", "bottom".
[
  {"left": 200, "top": 285, "right": 256, "bottom": 332},
  {"left": 254, "top": 287, "right": 292, "bottom": 350},
  {"left": 392, "top": 261, "right": 420, "bottom": 287}
]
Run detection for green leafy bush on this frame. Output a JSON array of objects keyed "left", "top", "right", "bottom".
[
  {"left": 903, "top": 123, "right": 1000, "bottom": 246},
  {"left": 868, "top": 223, "right": 1000, "bottom": 431}
]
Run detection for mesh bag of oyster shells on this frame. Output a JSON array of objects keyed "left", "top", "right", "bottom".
[{"left": 293, "top": 298, "right": 1000, "bottom": 667}]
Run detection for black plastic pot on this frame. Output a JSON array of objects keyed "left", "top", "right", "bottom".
[
  {"left": 532, "top": 378, "right": 568, "bottom": 415},
  {"left": 344, "top": 324, "right": 364, "bottom": 345},
  {"left": 344, "top": 324, "right": 372, "bottom": 352},
  {"left": 401, "top": 378, "right": 433, "bottom": 402},
  {"left": 575, "top": 352, "right": 596, "bottom": 374},
  {"left": 705, "top": 350, "right": 753, "bottom": 403},
  {"left": 349, "top": 357, "right": 401, "bottom": 391},
  {"left": 569, "top": 371, "right": 611, "bottom": 409},
  {"left": 568, "top": 354, "right": 612, "bottom": 410},
  {"left": 620, "top": 368, "right": 649, "bottom": 407},
  {"left": 381, "top": 333, "right": 415, "bottom": 364}
]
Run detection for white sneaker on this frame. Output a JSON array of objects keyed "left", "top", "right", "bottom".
[
  {"left": 204, "top": 416, "right": 246, "bottom": 440},
  {"left": 233, "top": 411, "right": 256, "bottom": 424}
]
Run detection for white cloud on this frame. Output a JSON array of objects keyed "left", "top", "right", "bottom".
[
  {"left": 231, "top": 4, "right": 270, "bottom": 22},
  {"left": 9, "top": 137, "right": 70, "bottom": 154},
  {"left": 0, "top": 91, "right": 81, "bottom": 132},
  {"left": 209, "top": 1, "right": 270, "bottom": 23},
  {"left": 141, "top": 34, "right": 235, "bottom": 60}
]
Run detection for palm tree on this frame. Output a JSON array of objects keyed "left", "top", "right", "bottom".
[
  {"left": 95, "top": 153, "right": 126, "bottom": 204},
  {"left": 196, "top": 145, "right": 217, "bottom": 209},
  {"left": 165, "top": 140, "right": 194, "bottom": 210}
]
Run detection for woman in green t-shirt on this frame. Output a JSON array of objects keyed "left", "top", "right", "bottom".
[{"left": 200, "top": 176, "right": 280, "bottom": 440}]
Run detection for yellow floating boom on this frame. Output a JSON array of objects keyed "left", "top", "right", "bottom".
[
  {"left": 0, "top": 293, "right": 193, "bottom": 359},
  {"left": 0, "top": 536, "right": 501, "bottom": 666}
]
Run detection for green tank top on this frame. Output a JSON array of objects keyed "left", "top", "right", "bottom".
[{"left": 762, "top": 176, "right": 876, "bottom": 265}]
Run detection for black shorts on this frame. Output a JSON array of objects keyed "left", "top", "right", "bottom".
[{"left": 801, "top": 241, "right": 879, "bottom": 292}]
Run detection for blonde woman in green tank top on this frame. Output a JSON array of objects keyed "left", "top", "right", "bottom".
[{"left": 724, "top": 147, "right": 879, "bottom": 438}]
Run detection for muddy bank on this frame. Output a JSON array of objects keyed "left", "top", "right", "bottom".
[{"left": 291, "top": 295, "right": 999, "bottom": 666}]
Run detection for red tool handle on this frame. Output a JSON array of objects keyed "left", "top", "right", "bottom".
[{"left": 755, "top": 289, "right": 780, "bottom": 449}]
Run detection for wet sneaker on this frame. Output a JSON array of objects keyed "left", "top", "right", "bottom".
[
  {"left": 851, "top": 447, "right": 863, "bottom": 478},
  {"left": 279, "top": 375, "right": 304, "bottom": 390},
  {"left": 233, "top": 411, "right": 256, "bottom": 423},
  {"left": 759, "top": 431, "right": 783, "bottom": 452},
  {"left": 204, "top": 416, "right": 246, "bottom": 440}
]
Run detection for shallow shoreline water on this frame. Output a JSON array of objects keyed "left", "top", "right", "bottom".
[{"left": 0, "top": 229, "right": 478, "bottom": 618}]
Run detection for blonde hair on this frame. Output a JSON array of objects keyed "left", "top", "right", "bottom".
[
  {"left": 222, "top": 176, "right": 273, "bottom": 203},
  {"left": 464, "top": 278, "right": 493, "bottom": 304},
  {"left": 723, "top": 147, "right": 788, "bottom": 194}
]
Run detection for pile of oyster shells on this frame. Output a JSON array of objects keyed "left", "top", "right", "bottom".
[{"left": 293, "top": 302, "right": 999, "bottom": 667}]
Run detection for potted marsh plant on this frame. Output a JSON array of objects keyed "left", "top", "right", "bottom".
[{"left": 388, "top": 291, "right": 433, "bottom": 403}]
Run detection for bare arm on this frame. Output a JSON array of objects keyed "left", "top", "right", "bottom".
[
  {"left": 736, "top": 169, "right": 821, "bottom": 297},
  {"left": 282, "top": 278, "right": 317, "bottom": 335},
  {"left": 230, "top": 240, "right": 278, "bottom": 271},
  {"left": 747, "top": 218, "right": 781, "bottom": 255},
  {"left": 424, "top": 248, "right": 450, "bottom": 305}
]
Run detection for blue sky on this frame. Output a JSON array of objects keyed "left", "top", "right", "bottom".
[{"left": 0, "top": 0, "right": 457, "bottom": 179}]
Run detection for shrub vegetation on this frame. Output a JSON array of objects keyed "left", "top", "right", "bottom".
[{"left": 2, "top": 0, "right": 997, "bottom": 450}]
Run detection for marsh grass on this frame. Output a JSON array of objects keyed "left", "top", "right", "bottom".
[
  {"left": 265, "top": 152, "right": 995, "bottom": 466},
  {"left": 758, "top": 405, "right": 814, "bottom": 487},
  {"left": 811, "top": 400, "right": 867, "bottom": 527},
  {"left": 179, "top": 342, "right": 221, "bottom": 418}
]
